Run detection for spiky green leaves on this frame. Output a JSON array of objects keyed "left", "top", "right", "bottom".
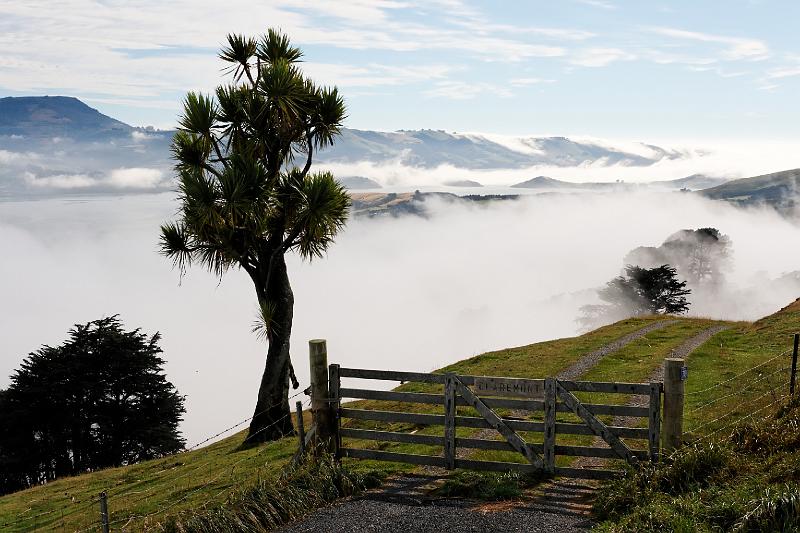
[
  {"left": 258, "top": 28, "right": 303, "bottom": 64},
  {"left": 219, "top": 34, "right": 258, "bottom": 82},
  {"left": 284, "top": 170, "right": 351, "bottom": 260},
  {"left": 178, "top": 92, "right": 217, "bottom": 137},
  {"left": 161, "top": 28, "right": 349, "bottom": 283},
  {"left": 310, "top": 87, "right": 346, "bottom": 149},
  {"left": 159, "top": 222, "right": 193, "bottom": 275}
]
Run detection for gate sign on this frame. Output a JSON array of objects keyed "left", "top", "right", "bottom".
[{"left": 473, "top": 377, "right": 545, "bottom": 398}]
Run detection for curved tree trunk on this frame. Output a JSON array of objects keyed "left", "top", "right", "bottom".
[{"left": 245, "top": 254, "right": 295, "bottom": 444}]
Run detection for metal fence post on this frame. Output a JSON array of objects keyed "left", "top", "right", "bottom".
[
  {"left": 662, "top": 358, "right": 686, "bottom": 455},
  {"left": 99, "top": 491, "right": 109, "bottom": 533}
]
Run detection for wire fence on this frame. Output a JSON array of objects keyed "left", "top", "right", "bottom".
[
  {"left": 83, "top": 400, "right": 312, "bottom": 533},
  {"left": 6, "top": 339, "right": 799, "bottom": 531},
  {"left": 6, "top": 389, "right": 310, "bottom": 533},
  {"left": 684, "top": 345, "right": 796, "bottom": 443}
]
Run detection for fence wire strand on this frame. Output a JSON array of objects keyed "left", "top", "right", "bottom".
[
  {"left": 696, "top": 391, "right": 790, "bottom": 443},
  {"left": 689, "top": 381, "right": 790, "bottom": 435},
  {"left": 10, "top": 389, "right": 306, "bottom": 532},
  {"left": 686, "top": 365, "right": 792, "bottom": 415},
  {"left": 685, "top": 349, "right": 790, "bottom": 397},
  {"left": 87, "top": 410, "right": 297, "bottom": 533}
]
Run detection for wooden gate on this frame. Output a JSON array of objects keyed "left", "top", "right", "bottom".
[{"left": 329, "top": 366, "right": 662, "bottom": 479}]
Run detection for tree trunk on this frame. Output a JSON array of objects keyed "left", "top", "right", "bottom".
[{"left": 245, "top": 254, "right": 295, "bottom": 444}]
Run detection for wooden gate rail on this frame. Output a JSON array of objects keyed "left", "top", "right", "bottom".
[
  {"left": 333, "top": 366, "right": 661, "bottom": 479},
  {"left": 339, "top": 407, "right": 649, "bottom": 438},
  {"left": 339, "top": 388, "right": 650, "bottom": 416}
]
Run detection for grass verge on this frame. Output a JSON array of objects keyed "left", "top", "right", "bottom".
[{"left": 593, "top": 396, "right": 800, "bottom": 532}]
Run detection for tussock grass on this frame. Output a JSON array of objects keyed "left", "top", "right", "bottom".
[
  {"left": 593, "top": 397, "right": 800, "bottom": 532},
  {"left": 163, "top": 455, "right": 381, "bottom": 532},
  {"left": 432, "top": 470, "right": 544, "bottom": 501}
]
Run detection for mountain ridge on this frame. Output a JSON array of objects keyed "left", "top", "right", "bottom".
[
  {"left": 0, "top": 96, "right": 132, "bottom": 138},
  {"left": 1, "top": 95, "right": 688, "bottom": 171}
]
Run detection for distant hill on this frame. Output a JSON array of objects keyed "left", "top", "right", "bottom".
[
  {"left": 700, "top": 168, "right": 800, "bottom": 213},
  {"left": 652, "top": 174, "right": 730, "bottom": 190},
  {"left": 511, "top": 176, "right": 602, "bottom": 189},
  {"left": 511, "top": 174, "right": 730, "bottom": 191},
  {"left": 0, "top": 96, "right": 132, "bottom": 138},
  {"left": 443, "top": 179, "right": 483, "bottom": 187},
  {"left": 339, "top": 176, "right": 382, "bottom": 189},
  {"left": 318, "top": 129, "right": 687, "bottom": 170}
]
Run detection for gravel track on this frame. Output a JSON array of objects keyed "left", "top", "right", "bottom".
[
  {"left": 555, "top": 320, "right": 678, "bottom": 381},
  {"left": 575, "top": 323, "right": 730, "bottom": 468},
  {"left": 278, "top": 475, "right": 594, "bottom": 533},
  {"left": 457, "top": 320, "right": 678, "bottom": 455}
]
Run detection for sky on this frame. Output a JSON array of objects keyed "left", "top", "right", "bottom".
[{"left": 1, "top": 0, "right": 800, "bottom": 139}]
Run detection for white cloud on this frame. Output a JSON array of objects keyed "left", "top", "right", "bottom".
[
  {"left": 109, "top": 168, "right": 166, "bottom": 189},
  {"left": 21, "top": 168, "right": 167, "bottom": 190},
  {"left": 424, "top": 81, "right": 513, "bottom": 100},
  {"left": 574, "top": 0, "right": 616, "bottom": 9},
  {"left": 767, "top": 66, "right": 800, "bottom": 79},
  {"left": 509, "top": 77, "right": 556, "bottom": 87},
  {"left": 0, "top": 150, "right": 38, "bottom": 164},
  {"left": 570, "top": 47, "right": 636, "bottom": 67},
  {"left": 651, "top": 27, "right": 770, "bottom": 61},
  {"left": 24, "top": 172, "right": 98, "bottom": 189},
  {"left": 303, "top": 62, "right": 455, "bottom": 88}
]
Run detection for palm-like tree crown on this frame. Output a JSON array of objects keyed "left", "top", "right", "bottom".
[{"left": 160, "top": 29, "right": 350, "bottom": 280}]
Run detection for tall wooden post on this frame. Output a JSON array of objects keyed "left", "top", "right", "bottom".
[
  {"left": 543, "top": 378, "right": 556, "bottom": 474},
  {"left": 99, "top": 491, "right": 109, "bottom": 533},
  {"left": 329, "top": 363, "right": 342, "bottom": 456},
  {"left": 309, "top": 339, "right": 334, "bottom": 454},
  {"left": 444, "top": 373, "right": 456, "bottom": 470},
  {"left": 648, "top": 382, "right": 662, "bottom": 461},
  {"left": 662, "top": 358, "right": 686, "bottom": 455},
  {"left": 295, "top": 400, "right": 306, "bottom": 456},
  {"left": 790, "top": 334, "right": 799, "bottom": 396}
]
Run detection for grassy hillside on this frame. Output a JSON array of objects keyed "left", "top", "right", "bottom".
[
  {"left": 700, "top": 168, "right": 800, "bottom": 214},
  {"left": 1, "top": 303, "right": 798, "bottom": 531}
]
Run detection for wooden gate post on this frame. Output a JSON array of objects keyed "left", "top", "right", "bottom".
[
  {"left": 662, "top": 358, "right": 686, "bottom": 455},
  {"left": 309, "top": 339, "right": 335, "bottom": 455},
  {"left": 790, "top": 333, "right": 798, "bottom": 396},
  {"left": 444, "top": 373, "right": 456, "bottom": 470},
  {"left": 543, "top": 378, "right": 556, "bottom": 474}
]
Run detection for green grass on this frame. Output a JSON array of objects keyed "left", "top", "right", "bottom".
[
  {"left": 593, "top": 397, "right": 800, "bottom": 532},
  {"left": 2, "top": 300, "right": 799, "bottom": 530}
]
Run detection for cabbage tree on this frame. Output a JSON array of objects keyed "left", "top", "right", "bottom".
[{"left": 160, "top": 29, "right": 349, "bottom": 443}]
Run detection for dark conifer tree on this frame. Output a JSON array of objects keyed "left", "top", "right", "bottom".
[{"left": 0, "top": 316, "right": 184, "bottom": 495}]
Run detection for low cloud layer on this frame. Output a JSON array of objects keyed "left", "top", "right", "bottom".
[
  {"left": 1, "top": 191, "right": 798, "bottom": 444},
  {"left": 320, "top": 139, "right": 800, "bottom": 187}
]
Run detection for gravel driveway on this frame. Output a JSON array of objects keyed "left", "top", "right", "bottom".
[{"left": 278, "top": 475, "right": 594, "bottom": 533}]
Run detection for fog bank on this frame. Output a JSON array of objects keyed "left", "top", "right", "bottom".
[{"left": 1, "top": 191, "right": 798, "bottom": 444}]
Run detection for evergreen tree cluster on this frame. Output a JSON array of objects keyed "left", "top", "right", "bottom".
[{"left": 0, "top": 316, "right": 184, "bottom": 495}]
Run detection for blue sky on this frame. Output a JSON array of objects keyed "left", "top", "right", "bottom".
[{"left": 1, "top": 0, "right": 799, "bottom": 139}]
